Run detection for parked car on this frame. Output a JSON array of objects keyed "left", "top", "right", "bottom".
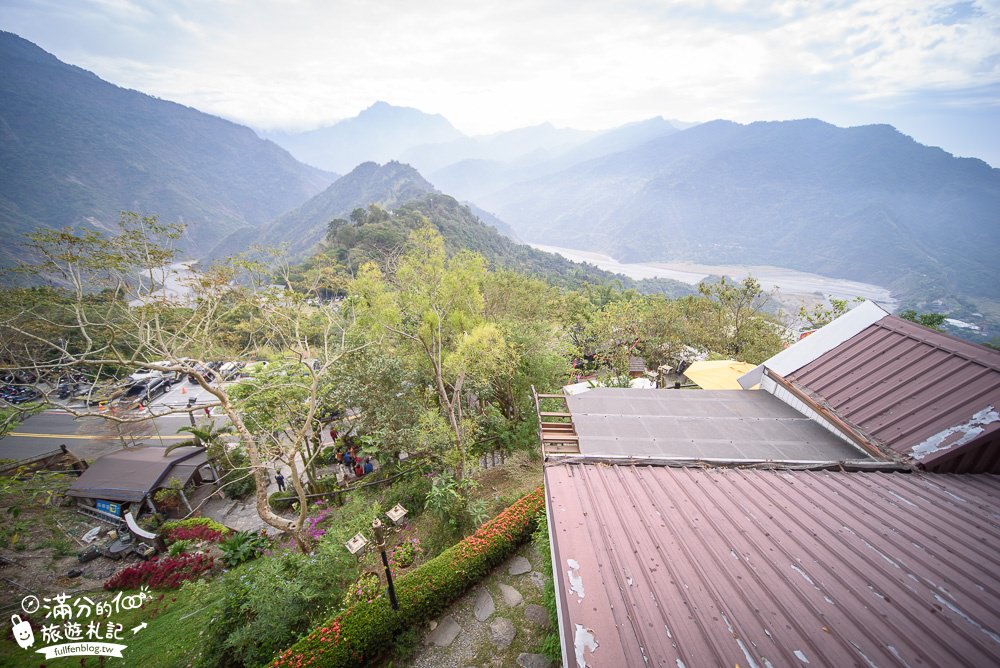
[
  {"left": 84, "top": 383, "right": 128, "bottom": 406},
  {"left": 1, "top": 369, "right": 38, "bottom": 384},
  {"left": 187, "top": 362, "right": 221, "bottom": 384},
  {"left": 127, "top": 360, "right": 175, "bottom": 384},
  {"left": 56, "top": 373, "right": 93, "bottom": 400},
  {"left": 0, "top": 384, "right": 41, "bottom": 405},
  {"left": 122, "top": 376, "right": 173, "bottom": 405},
  {"left": 217, "top": 361, "right": 244, "bottom": 380}
]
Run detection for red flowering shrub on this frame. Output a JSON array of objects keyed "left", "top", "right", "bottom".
[
  {"left": 270, "top": 486, "right": 544, "bottom": 668},
  {"left": 160, "top": 517, "right": 230, "bottom": 545},
  {"left": 167, "top": 524, "right": 226, "bottom": 544},
  {"left": 104, "top": 553, "right": 216, "bottom": 591}
]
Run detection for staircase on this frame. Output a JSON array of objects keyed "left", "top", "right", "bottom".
[{"left": 532, "top": 387, "right": 580, "bottom": 456}]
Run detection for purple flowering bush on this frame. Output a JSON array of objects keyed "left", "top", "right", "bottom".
[{"left": 389, "top": 537, "right": 422, "bottom": 569}]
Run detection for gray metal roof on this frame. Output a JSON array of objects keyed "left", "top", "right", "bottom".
[
  {"left": 545, "top": 464, "right": 1000, "bottom": 668},
  {"left": 786, "top": 315, "right": 1000, "bottom": 472},
  {"left": 66, "top": 445, "right": 208, "bottom": 502},
  {"left": 564, "top": 388, "right": 870, "bottom": 461}
]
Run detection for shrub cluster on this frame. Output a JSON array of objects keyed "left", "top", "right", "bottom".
[
  {"left": 161, "top": 517, "right": 230, "bottom": 539},
  {"left": 270, "top": 486, "right": 544, "bottom": 668},
  {"left": 532, "top": 508, "right": 562, "bottom": 661},
  {"left": 198, "top": 497, "right": 381, "bottom": 667},
  {"left": 389, "top": 537, "right": 422, "bottom": 569},
  {"left": 167, "top": 523, "right": 226, "bottom": 544},
  {"left": 104, "top": 552, "right": 215, "bottom": 590},
  {"left": 168, "top": 539, "right": 194, "bottom": 556},
  {"left": 342, "top": 572, "right": 382, "bottom": 607},
  {"left": 220, "top": 530, "right": 271, "bottom": 567}
]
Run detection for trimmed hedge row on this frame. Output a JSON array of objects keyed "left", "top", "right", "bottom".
[{"left": 270, "top": 486, "right": 545, "bottom": 668}]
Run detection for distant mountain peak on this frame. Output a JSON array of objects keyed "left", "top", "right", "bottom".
[
  {"left": 340, "top": 160, "right": 432, "bottom": 184},
  {"left": 267, "top": 103, "right": 464, "bottom": 173}
]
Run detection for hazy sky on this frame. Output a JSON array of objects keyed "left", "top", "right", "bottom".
[{"left": 3, "top": 0, "right": 999, "bottom": 165}]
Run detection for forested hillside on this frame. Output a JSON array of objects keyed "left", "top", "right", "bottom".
[
  {"left": 293, "top": 190, "right": 695, "bottom": 298},
  {"left": 0, "top": 32, "right": 332, "bottom": 263},
  {"left": 481, "top": 119, "right": 1000, "bottom": 321},
  {"left": 246, "top": 161, "right": 438, "bottom": 259}
]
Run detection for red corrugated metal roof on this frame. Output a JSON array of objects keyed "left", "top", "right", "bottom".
[
  {"left": 785, "top": 316, "right": 1000, "bottom": 472},
  {"left": 545, "top": 464, "right": 1000, "bottom": 667}
]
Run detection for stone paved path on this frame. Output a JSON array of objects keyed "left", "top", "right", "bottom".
[{"left": 402, "top": 542, "right": 558, "bottom": 668}]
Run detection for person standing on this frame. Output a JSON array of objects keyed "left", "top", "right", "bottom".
[{"left": 275, "top": 470, "right": 286, "bottom": 492}]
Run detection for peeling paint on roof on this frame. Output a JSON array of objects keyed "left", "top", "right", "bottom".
[
  {"left": 574, "top": 624, "right": 598, "bottom": 667},
  {"left": 886, "top": 645, "right": 909, "bottom": 667},
  {"left": 910, "top": 406, "right": 999, "bottom": 460},
  {"left": 567, "top": 558, "right": 585, "bottom": 601},
  {"left": 781, "top": 316, "right": 1000, "bottom": 472},
  {"left": 933, "top": 592, "right": 1000, "bottom": 645}
]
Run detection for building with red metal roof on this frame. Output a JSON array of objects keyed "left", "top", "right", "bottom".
[
  {"left": 545, "top": 464, "right": 1000, "bottom": 667},
  {"left": 539, "top": 302, "right": 1000, "bottom": 666},
  {"left": 740, "top": 301, "right": 1000, "bottom": 473}
]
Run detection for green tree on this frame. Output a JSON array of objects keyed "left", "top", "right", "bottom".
[
  {"left": 352, "top": 224, "right": 510, "bottom": 478},
  {"left": 697, "top": 276, "right": 788, "bottom": 362},
  {"left": 167, "top": 419, "right": 234, "bottom": 455},
  {"left": 582, "top": 297, "right": 646, "bottom": 378},
  {"left": 798, "top": 297, "right": 864, "bottom": 329},
  {"left": 899, "top": 309, "right": 946, "bottom": 331}
]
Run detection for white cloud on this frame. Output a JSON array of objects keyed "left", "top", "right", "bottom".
[{"left": 3, "top": 0, "right": 998, "bottom": 155}]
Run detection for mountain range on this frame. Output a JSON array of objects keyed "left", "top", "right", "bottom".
[
  {"left": 0, "top": 31, "right": 332, "bottom": 262},
  {"left": 475, "top": 119, "right": 1000, "bottom": 321},
  {"left": 3, "top": 31, "right": 999, "bottom": 339}
]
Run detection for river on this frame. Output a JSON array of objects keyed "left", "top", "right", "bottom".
[
  {"left": 529, "top": 243, "right": 898, "bottom": 310},
  {"left": 128, "top": 261, "right": 199, "bottom": 307}
]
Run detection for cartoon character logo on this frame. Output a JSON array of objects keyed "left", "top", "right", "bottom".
[{"left": 11, "top": 614, "right": 34, "bottom": 649}]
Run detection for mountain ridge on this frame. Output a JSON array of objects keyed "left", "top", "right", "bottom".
[
  {"left": 0, "top": 31, "right": 333, "bottom": 261},
  {"left": 247, "top": 161, "right": 439, "bottom": 259},
  {"left": 478, "top": 118, "right": 1000, "bottom": 321}
]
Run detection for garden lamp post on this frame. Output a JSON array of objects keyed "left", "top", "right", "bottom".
[
  {"left": 344, "top": 504, "right": 408, "bottom": 612},
  {"left": 371, "top": 518, "right": 399, "bottom": 610}
]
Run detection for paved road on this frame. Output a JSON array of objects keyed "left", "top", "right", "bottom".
[{"left": 1, "top": 381, "right": 227, "bottom": 463}]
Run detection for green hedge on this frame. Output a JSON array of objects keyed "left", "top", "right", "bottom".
[
  {"left": 159, "top": 516, "right": 230, "bottom": 536},
  {"left": 270, "top": 486, "right": 545, "bottom": 668}
]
